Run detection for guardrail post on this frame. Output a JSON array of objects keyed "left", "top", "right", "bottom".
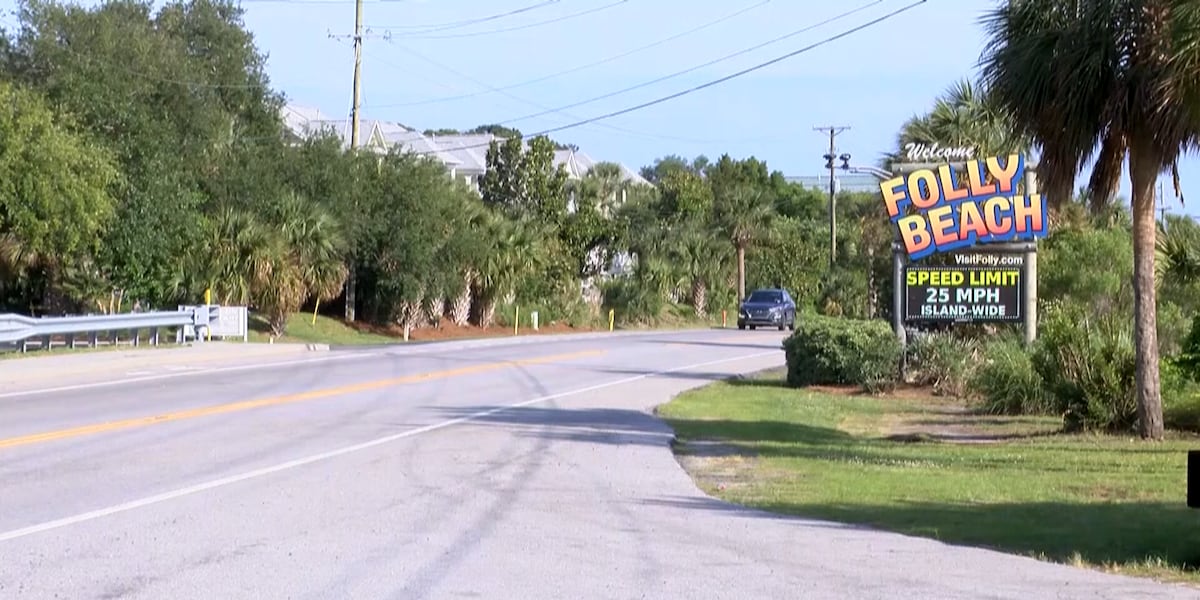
[
  {"left": 150, "top": 327, "right": 160, "bottom": 346},
  {"left": 67, "top": 334, "right": 76, "bottom": 350},
  {"left": 41, "top": 335, "right": 51, "bottom": 351},
  {"left": 89, "top": 331, "right": 99, "bottom": 347}
]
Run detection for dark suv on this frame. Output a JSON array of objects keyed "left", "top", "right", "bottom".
[{"left": 737, "top": 288, "right": 796, "bottom": 331}]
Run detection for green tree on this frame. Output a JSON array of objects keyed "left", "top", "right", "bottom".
[
  {"left": 9, "top": 0, "right": 285, "bottom": 306},
  {"left": 657, "top": 170, "right": 713, "bottom": 221},
  {"left": 0, "top": 80, "right": 120, "bottom": 313},
  {"left": 712, "top": 185, "right": 774, "bottom": 302},
  {"left": 479, "top": 134, "right": 569, "bottom": 222},
  {"left": 980, "top": 0, "right": 1200, "bottom": 440}
]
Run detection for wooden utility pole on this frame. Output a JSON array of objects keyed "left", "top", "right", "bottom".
[
  {"left": 329, "top": 0, "right": 367, "bottom": 321},
  {"left": 814, "top": 125, "right": 850, "bottom": 268}
]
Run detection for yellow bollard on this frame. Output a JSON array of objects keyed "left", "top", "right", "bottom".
[
  {"left": 204, "top": 288, "right": 212, "bottom": 341},
  {"left": 312, "top": 299, "right": 320, "bottom": 325},
  {"left": 608, "top": 308, "right": 615, "bottom": 332},
  {"left": 514, "top": 306, "right": 519, "bottom": 336}
]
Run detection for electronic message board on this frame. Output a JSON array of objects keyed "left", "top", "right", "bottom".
[{"left": 904, "top": 265, "right": 1022, "bottom": 323}]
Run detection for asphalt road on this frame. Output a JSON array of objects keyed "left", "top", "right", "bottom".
[{"left": 0, "top": 329, "right": 1194, "bottom": 600}]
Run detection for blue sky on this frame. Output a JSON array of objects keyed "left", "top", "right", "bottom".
[{"left": 5, "top": 0, "right": 1200, "bottom": 217}]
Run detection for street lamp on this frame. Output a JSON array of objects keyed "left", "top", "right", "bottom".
[{"left": 837, "top": 153, "right": 893, "bottom": 181}]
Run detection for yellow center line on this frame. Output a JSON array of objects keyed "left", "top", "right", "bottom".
[{"left": 0, "top": 349, "right": 605, "bottom": 451}]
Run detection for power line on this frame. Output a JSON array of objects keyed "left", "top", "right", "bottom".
[
  {"left": 373, "top": 0, "right": 630, "bottom": 39},
  {"left": 366, "top": 0, "right": 772, "bottom": 108},
  {"left": 374, "top": 43, "right": 779, "bottom": 145},
  {"left": 403, "top": 0, "right": 927, "bottom": 155},
  {"left": 236, "top": 0, "right": 421, "bottom": 4},
  {"left": 497, "top": 0, "right": 884, "bottom": 125},
  {"left": 372, "top": 0, "right": 562, "bottom": 33}
]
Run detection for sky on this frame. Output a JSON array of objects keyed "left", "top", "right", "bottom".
[{"left": 4, "top": 0, "right": 1200, "bottom": 217}]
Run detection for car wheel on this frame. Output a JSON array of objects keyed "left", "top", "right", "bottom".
[
  {"left": 737, "top": 323, "right": 746, "bottom": 330},
  {"left": 788, "top": 320, "right": 795, "bottom": 331},
  {"left": 777, "top": 323, "right": 785, "bottom": 331},
  {"left": 749, "top": 325, "right": 757, "bottom": 331}
]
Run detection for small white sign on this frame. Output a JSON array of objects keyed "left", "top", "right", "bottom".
[
  {"left": 903, "top": 142, "right": 977, "bottom": 162},
  {"left": 209, "top": 306, "right": 249, "bottom": 341}
]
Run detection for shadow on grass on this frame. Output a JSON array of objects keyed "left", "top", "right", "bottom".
[{"left": 712, "top": 499, "right": 1199, "bottom": 574}]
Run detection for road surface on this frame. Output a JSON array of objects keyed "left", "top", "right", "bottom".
[{"left": 0, "top": 330, "right": 1194, "bottom": 599}]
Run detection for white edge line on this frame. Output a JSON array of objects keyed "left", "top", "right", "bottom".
[
  {"left": 0, "top": 329, "right": 713, "bottom": 398},
  {"left": 0, "top": 352, "right": 380, "bottom": 399},
  {"left": 0, "top": 349, "right": 780, "bottom": 543}
]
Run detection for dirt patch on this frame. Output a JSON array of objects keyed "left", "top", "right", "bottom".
[
  {"left": 806, "top": 383, "right": 938, "bottom": 402},
  {"left": 672, "top": 439, "right": 760, "bottom": 493},
  {"left": 344, "top": 320, "right": 597, "bottom": 341},
  {"left": 882, "top": 408, "right": 1061, "bottom": 445}
]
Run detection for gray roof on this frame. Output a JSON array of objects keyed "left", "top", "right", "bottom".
[
  {"left": 786, "top": 173, "right": 881, "bottom": 194},
  {"left": 280, "top": 103, "right": 647, "bottom": 184}
]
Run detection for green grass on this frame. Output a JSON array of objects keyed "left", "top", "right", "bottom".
[
  {"left": 657, "top": 370, "right": 1200, "bottom": 584},
  {"left": 247, "top": 313, "right": 398, "bottom": 345}
]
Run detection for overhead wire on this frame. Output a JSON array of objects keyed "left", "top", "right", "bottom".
[
  {"left": 367, "top": 0, "right": 772, "bottom": 108},
  {"left": 374, "top": 43, "right": 782, "bottom": 145},
  {"left": 402, "top": 0, "right": 928, "bottom": 156},
  {"left": 372, "top": 0, "right": 563, "bottom": 33},
  {"left": 497, "top": 0, "right": 885, "bottom": 125},
  {"left": 373, "top": 0, "right": 631, "bottom": 39}
]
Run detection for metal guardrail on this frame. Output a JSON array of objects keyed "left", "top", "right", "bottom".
[{"left": 0, "top": 306, "right": 217, "bottom": 349}]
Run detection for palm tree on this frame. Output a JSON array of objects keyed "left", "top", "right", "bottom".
[
  {"left": 979, "top": 0, "right": 1200, "bottom": 440},
  {"left": 473, "top": 218, "right": 544, "bottom": 327},
  {"left": 712, "top": 185, "right": 773, "bottom": 302},
  {"left": 668, "top": 223, "right": 729, "bottom": 316},
  {"left": 253, "top": 193, "right": 348, "bottom": 336},
  {"left": 886, "top": 78, "right": 1031, "bottom": 171}
]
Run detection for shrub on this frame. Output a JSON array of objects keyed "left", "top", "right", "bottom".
[
  {"left": 1163, "top": 361, "right": 1200, "bottom": 432},
  {"left": 908, "top": 331, "right": 978, "bottom": 397},
  {"left": 783, "top": 315, "right": 901, "bottom": 393},
  {"left": 1174, "top": 313, "right": 1200, "bottom": 381},
  {"left": 1032, "top": 301, "right": 1136, "bottom": 432},
  {"left": 970, "top": 338, "right": 1050, "bottom": 415}
]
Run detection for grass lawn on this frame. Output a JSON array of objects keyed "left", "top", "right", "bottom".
[
  {"left": 657, "top": 369, "right": 1200, "bottom": 585},
  {"left": 247, "top": 313, "right": 398, "bottom": 345}
]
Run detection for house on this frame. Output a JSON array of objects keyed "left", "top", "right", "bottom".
[
  {"left": 281, "top": 103, "right": 643, "bottom": 280},
  {"left": 281, "top": 103, "right": 650, "bottom": 192}
]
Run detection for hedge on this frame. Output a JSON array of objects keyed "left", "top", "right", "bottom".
[{"left": 782, "top": 315, "right": 901, "bottom": 392}]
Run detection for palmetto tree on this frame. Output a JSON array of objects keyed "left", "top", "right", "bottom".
[
  {"left": 473, "top": 217, "right": 544, "bottom": 327},
  {"left": 668, "top": 223, "right": 729, "bottom": 317},
  {"left": 980, "top": 0, "right": 1200, "bottom": 440},
  {"left": 712, "top": 185, "right": 773, "bottom": 302},
  {"left": 886, "top": 78, "right": 1031, "bottom": 171}
]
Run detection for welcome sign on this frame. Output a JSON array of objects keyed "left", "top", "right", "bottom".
[
  {"left": 883, "top": 153, "right": 1046, "bottom": 324},
  {"left": 879, "top": 154, "right": 1048, "bottom": 261}
]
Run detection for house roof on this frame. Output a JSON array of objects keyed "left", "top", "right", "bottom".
[{"left": 279, "top": 103, "right": 646, "bottom": 183}]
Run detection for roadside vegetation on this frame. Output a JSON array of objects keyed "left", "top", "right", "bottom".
[
  {"left": 659, "top": 372, "right": 1200, "bottom": 584},
  {"left": 0, "top": 0, "right": 862, "bottom": 350}
]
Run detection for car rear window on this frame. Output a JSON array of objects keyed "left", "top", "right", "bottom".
[{"left": 747, "top": 291, "right": 782, "bottom": 303}]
